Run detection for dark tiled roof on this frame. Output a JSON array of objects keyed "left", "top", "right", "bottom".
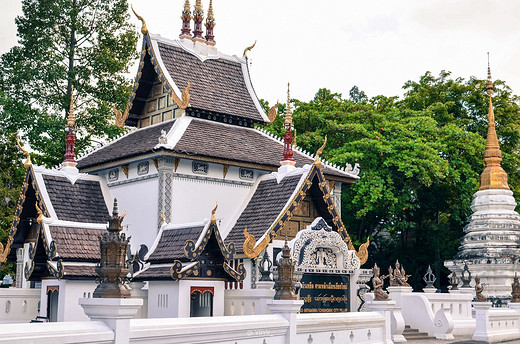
[
  {"left": 42, "top": 175, "right": 109, "bottom": 224},
  {"left": 133, "top": 266, "right": 171, "bottom": 280},
  {"left": 175, "top": 119, "right": 347, "bottom": 178},
  {"left": 226, "top": 174, "right": 303, "bottom": 250},
  {"left": 77, "top": 120, "right": 175, "bottom": 169},
  {"left": 64, "top": 265, "right": 97, "bottom": 278},
  {"left": 147, "top": 225, "right": 205, "bottom": 263},
  {"left": 49, "top": 226, "right": 104, "bottom": 261},
  {"left": 157, "top": 43, "right": 264, "bottom": 122}
]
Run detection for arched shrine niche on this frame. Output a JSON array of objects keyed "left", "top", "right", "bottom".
[{"left": 291, "top": 218, "right": 360, "bottom": 313}]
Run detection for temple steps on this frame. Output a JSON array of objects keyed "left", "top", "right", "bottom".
[{"left": 403, "top": 326, "right": 433, "bottom": 340}]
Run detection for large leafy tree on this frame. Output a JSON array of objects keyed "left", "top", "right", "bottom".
[
  {"left": 261, "top": 73, "right": 520, "bottom": 289},
  {"left": 0, "top": 0, "right": 139, "bottom": 166}
]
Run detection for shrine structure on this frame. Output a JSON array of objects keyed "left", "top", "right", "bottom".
[{"left": 0, "top": 0, "right": 367, "bottom": 322}]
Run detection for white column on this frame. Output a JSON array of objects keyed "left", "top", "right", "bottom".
[
  {"left": 387, "top": 286, "right": 412, "bottom": 307},
  {"left": 80, "top": 298, "right": 143, "bottom": 344},
  {"left": 472, "top": 301, "right": 492, "bottom": 342},
  {"left": 267, "top": 300, "right": 303, "bottom": 344}
]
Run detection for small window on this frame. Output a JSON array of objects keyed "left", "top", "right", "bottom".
[{"left": 190, "top": 287, "right": 214, "bottom": 317}]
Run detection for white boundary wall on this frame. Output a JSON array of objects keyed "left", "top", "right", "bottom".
[{"left": 0, "top": 288, "right": 40, "bottom": 323}]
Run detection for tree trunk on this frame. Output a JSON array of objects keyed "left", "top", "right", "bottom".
[{"left": 65, "top": 0, "right": 77, "bottom": 119}]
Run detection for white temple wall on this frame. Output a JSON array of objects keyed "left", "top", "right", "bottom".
[
  {"left": 0, "top": 288, "right": 40, "bottom": 323},
  {"left": 109, "top": 177, "right": 159, "bottom": 250},
  {"left": 148, "top": 280, "right": 225, "bottom": 318},
  {"left": 170, "top": 160, "right": 257, "bottom": 236},
  {"left": 40, "top": 279, "right": 96, "bottom": 322}
]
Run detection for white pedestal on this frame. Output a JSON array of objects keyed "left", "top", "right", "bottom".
[
  {"left": 80, "top": 298, "right": 143, "bottom": 344},
  {"left": 423, "top": 288, "right": 436, "bottom": 294},
  {"left": 366, "top": 300, "right": 397, "bottom": 344},
  {"left": 267, "top": 300, "right": 303, "bottom": 344},
  {"left": 472, "top": 301, "right": 492, "bottom": 342},
  {"left": 387, "top": 286, "right": 412, "bottom": 307},
  {"left": 459, "top": 287, "right": 474, "bottom": 295},
  {"left": 257, "top": 281, "right": 275, "bottom": 290}
]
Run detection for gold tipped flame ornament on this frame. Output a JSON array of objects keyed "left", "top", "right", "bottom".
[
  {"left": 479, "top": 56, "right": 509, "bottom": 191},
  {"left": 355, "top": 237, "right": 370, "bottom": 265},
  {"left": 210, "top": 202, "right": 218, "bottom": 224},
  {"left": 243, "top": 227, "right": 261, "bottom": 258},
  {"left": 243, "top": 41, "right": 257, "bottom": 60},
  {"left": 171, "top": 82, "right": 191, "bottom": 110},
  {"left": 114, "top": 106, "right": 129, "bottom": 128},
  {"left": 16, "top": 137, "right": 32, "bottom": 169},
  {"left": 131, "top": 5, "right": 149, "bottom": 35},
  {"left": 160, "top": 211, "right": 166, "bottom": 224}
]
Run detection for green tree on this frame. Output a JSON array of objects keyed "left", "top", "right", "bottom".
[
  {"left": 262, "top": 79, "right": 497, "bottom": 288},
  {"left": 0, "top": 134, "right": 25, "bottom": 278},
  {"left": 0, "top": 0, "right": 139, "bottom": 166}
]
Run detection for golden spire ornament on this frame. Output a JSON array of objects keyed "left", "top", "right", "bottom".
[
  {"left": 479, "top": 54, "right": 509, "bottom": 190},
  {"left": 205, "top": 0, "right": 216, "bottom": 45},
  {"left": 66, "top": 87, "right": 76, "bottom": 128},
  {"left": 284, "top": 83, "right": 293, "bottom": 130}
]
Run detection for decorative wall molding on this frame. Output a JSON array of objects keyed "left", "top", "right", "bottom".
[
  {"left": 172, "top": 173, "right": 253, "bottom": 187},
  {"left": 107, "top": 174, "right": 158, "bottom": 187}
]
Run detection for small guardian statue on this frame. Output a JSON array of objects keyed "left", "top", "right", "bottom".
[
  {"left": 389, "top": 260, "right": 411, "bottom": 287},
  {"left": 475, "top": 276, "right": 487, "bottom": 302},
  {"left": 512, "top": 274, "right": 520, "bottom": 303},
  {"left": 372, "top": 263, "right": 389, "bottom": 301}
]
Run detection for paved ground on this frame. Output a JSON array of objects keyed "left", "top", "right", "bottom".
[{"left": 406, "top": 336, "right": 519, "bottom": 344}]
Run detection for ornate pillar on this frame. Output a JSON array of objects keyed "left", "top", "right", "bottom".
[{"left": 157, "top": 157, "right": 174, "bottom": 228}]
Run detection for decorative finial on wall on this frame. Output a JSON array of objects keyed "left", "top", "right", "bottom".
[{"left": 192, "top": 0, "right": 205, "bottom": 42}]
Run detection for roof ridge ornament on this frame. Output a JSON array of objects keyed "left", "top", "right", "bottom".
[
  {"left": 314, "top": 136, "right": 327, "bottom": 166},
  {"left": 114, "top": 106, "right": 129, "bottom": 128},
  {"left": 479, "top": 54, "right": 509, "bottom": 191},
  {"left": 243, "top": 40, "right": 256, "bottom": 60},
  {"left": 210, "top": 202, "right": 218, "bottom": 224},
  {"left": 180, "top": 0, "right": 192, "bottom": 39},
  {"left": 171, "top": 81, "right": 191, "bottom": 110},
  {"left": 205, "top": 0, "right": 216, "bottom": 45},
  {"left": 192, "top": 0, "right": 205, "bottom": 42},
  {"left": 131, "top": 5, "right": 149, "bottom": 35},
  {"left": 16, "top": 137, "right": 32, "bottom": 169},
  {"left": 280, "top": 83, "right": 296, "bottom": 169},
  {"left": 267, "top": 101, "right": 279, "bottom": 124}
]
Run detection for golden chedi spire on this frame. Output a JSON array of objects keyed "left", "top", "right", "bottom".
[
  {"left": 192, "top": 0, "right": 205, "bottom": 42},
  {"left": 180, "top": 0, "right": 192, "bottom": 39},
  {"left": 479, "top": 55, "right": 509, "bottom": 191}
]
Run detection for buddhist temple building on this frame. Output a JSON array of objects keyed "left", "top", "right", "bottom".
[
  {"left": 445, "top": 63, "right": 520, "bottom": 300},
  {"left": 1, "top": 1, "right": 366, "bottom": 322}
]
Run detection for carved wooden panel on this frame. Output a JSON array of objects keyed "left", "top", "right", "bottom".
[{"left": 276, "top": 195, "right": 320, "bottom": 241}]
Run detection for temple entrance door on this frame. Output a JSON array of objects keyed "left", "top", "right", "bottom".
[
  {"left": 46, "top": 286, "right": 59, "bottom": 322},
  {"left": 190, "top": 287, "right": 214, "bottom": 317}
]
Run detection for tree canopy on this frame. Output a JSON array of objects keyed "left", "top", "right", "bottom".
[
  {"left": 0, "top": 0, "right": 138, "bottom": 166},
  {"left": 262, "top": 71, "right": 520, "bottom": 289}
]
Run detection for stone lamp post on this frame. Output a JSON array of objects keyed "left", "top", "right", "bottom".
[{"left": 274, "top": 240, "right": 297, "bottom": 300}]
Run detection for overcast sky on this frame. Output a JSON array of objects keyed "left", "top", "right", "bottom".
[{"left": 1, "top": 0, "right": 520, "bottom": 103}]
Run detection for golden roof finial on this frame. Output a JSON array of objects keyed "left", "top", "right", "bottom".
[
  {"left": 315, "top": 136, "right": 327, "bottom": 165},
  {"left": 184, "top": 0, "right": 191, "bottom": 12},
  {"left": 479, "top": 55, "right": 509, "bottom": 191},
  {"left": 284, "top": 82, "right": 293, "bottom": 129},
  {"left": 207, "top": 0, "right": 214, "bottom": 20},
  {"left": 131, "top": 5, "right": 149, "bottom": 35},
  {"left": 16, "top": 137, "right": 32, "bottom": 169},
  {"left": 243, "top": 40, "right": 256, "bottom": 60},
  {"left": 67, "top": 86, "right": 75, "bottom": 128},
  {"left": 210, "top": 202, "right": 218, "bottom": 224},
  {"left": 194, "top": 0, "right": 203, "bottom": 12}
]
